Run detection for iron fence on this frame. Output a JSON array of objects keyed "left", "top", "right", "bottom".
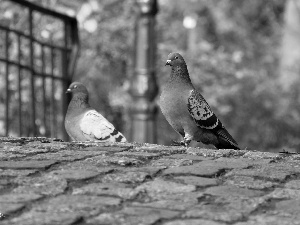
[{"left": 0, "top": 0, "right": 79, "bottom": 139}]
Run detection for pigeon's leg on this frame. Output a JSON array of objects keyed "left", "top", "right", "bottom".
[{"left": 183, "top": 133, "right": 192, "bottom": 147}]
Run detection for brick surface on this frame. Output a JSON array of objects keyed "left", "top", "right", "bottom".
[{"left": 0, "top": 137, "right": 300, "bottom": 225}]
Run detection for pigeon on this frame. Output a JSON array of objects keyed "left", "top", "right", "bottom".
[
  {"left": 160, "top": 52, "right": 240, "bottom": 150},
  {"left": 64, "top": 82, "right": 127, "bottom": 142}
]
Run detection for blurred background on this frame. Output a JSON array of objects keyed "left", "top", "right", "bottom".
[{"left": 1, "top": 0, "right": 300, "bottom": 152}]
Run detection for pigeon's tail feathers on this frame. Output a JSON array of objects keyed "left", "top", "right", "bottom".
[
  {"left": 216, "top": 127, "right": 240, "bottom": 150},
  {"left": 109, "top": 128, "right": 127, "bottom": 142},
  {"left": 80, "top": 110, "right": 127, "bottom": 142}
]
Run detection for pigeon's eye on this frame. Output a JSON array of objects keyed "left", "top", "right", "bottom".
[
  {"left": 175, "top": 56, "right": 178, "bottom": 59},
  {"left": 74, "top": 85, "right": 77, "bottom": 89}
]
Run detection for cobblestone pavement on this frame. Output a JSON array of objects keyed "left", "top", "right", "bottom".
[{"left": 0, "top": 137, "right": 300, "bottom": 225}]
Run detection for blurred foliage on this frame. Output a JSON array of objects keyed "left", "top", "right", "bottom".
[{"left": 2, "top": 0, "right": 300, "bottom": 151}]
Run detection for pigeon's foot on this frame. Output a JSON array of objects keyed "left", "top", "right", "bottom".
[
  {"left": 183, "top": 137, "right": 191, "bottom": 148},
  {"left": 171, "top": 140, "right": 186, "bottom": 146}
]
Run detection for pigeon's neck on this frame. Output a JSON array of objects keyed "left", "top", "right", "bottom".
[
  {"left": 68, "top": 94, "right": 91, "bottom": 111},
  {"left": 169, "top": 65, "right": 192, "bottom": 84}
]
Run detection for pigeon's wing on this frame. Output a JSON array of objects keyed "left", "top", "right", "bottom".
[
  {"left": 187, "top": 90, "right": 221, "bottom": 130},
  {"left": 80, "top": 110, "right": 127, "bottom": 142},
  {"left": 187, "top": 89, "right": 239, "bottom": 149}
]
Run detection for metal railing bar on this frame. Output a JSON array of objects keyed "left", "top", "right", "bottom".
[
  {"left": 5, "top": 31, "right": 9, "bottom": 136},
  {"left": 10, "top": 0, "right": 78, "bottom": 23},
  {"left": 0, "top": 26, "right": 72, "bottom": 52},
  {"left": 41, "top": 44, "right": 48, "bottom": 137},
  {"left": 29, "top": 9, "right": 37, "bottom": 136},
  {"left": 17, "top": 34, "right": 22, "bottom": 136},
  {"left": 50, "top": 46, "right": 56, "bottom": 137},
  {"left": 62, "top": 22, "right": 70, "bottom": 140},
  {"left": 0, "top": 57, "right": 68, "bottom": 81}
]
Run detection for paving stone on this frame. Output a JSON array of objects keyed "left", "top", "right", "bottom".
[
  {"left": 0, "top": 185, "right": 6, "bottom": 192},
  {"left": 185, "top": 195, "right": 265, "bottom": 223},
  {"left": 285, "top": 180, "right": 300, "bottom": 189},
  {"left": 13, "top": 174, "right": 67, "bottom": 196},
  {"left": 4, "top": 195, "right": 120, "bottom": 225},
  {"left": 122, "top": 206, "right": 180, "bottom": 218},
  {"left": 49, "top": 169, "right": 101, "bottom": 180},
  {"left": 36, "top": 194, "right": 121, "bottom": 216},
  {"left": 26, "top": 150, "right": 105, "bottom": 162},
  {"left": 157, "top": 192, "right": 204, "bottom": 202},
  {"left": 186, "top": 148, "right": 247, "bottom": 158},
  {"left": 1, "top": 146, "right": 48, "bottom": 155},
  {"left": 88, "top": 207, "right": 180, "bottom": 225},
  {"left": 0, "top": 152, "right": 26, "bottom": 160},
  {"left": 174, "top": 176, "right": 218, "bottom": 187},
  {"left": 205, "top": 185, "right": 263, "bottom": 197},
  {"left": 82, "top": 146, "right": 132, "bottom": 152},
  {"left": 115, "top": 151, "right": 161, "bottom": 159},
  {"left": 266, "top": 188, "right": 300, "bottom": 200},
  {"left": 166, "top": 154, "right": 213, "bottom": 161},
  {"left": 135, "top": 178, "right": 196, "bottom": 199},
  {"left": 127, "top": 166, "right": 165, "bottom": 177},
  {"left": 0, "top": 193, "right": 42, "bottom": 203},
  {"left": 135, "top": 144, "right": 186, "bottom": 155},
  {"left": 273, "top": 199, "right": 300, "bottom": 216},
  {"left": 0, "top": 203, "right": 25, "bottom": 215},
  {"left": 242, "top": 151, "right": 283, "bottom": 160},
  {"left": 0, "top": 169, "right": 37, "bottom": 177},
  {"left": 163, "top": 158, "right": 252, "bottom": 177},
  {"left": 224, "top": 175, "right": 278, "bottom": 190},
  {"left": 73, "top": 182, "right": 139, "bottom": 199},
  {"left": 215, "top": 157, "right": 272, "bottom": 166},
  {"left": 150, "top": 158, "right": 193, "bottom": 167},
  {"left": 163, "top": 162, "right": 222, "bottom": 177},
  {"left": 224, "top": 164, "right": 298, "bottom": 182},
  {"left": 87, "top": 212, "right": 160, "bottom": 225},
  {"left": 25, "top": 142, "right": 69, "bottom": 152},
  {"left": 132, "top": 198, "right": 198, "bottom": 211},
  {"left": 163, "top": 219, "right": 226, "bottom": 225},
  {"left": 56, "top": 161, "right": 114, "bottom": 173},
  {"left": 235, "top": 215, "right": 300, "bottom": 225},
  {"left": 85, "top": 155, "right": 144, "bottom": 166},
  {"left": 0, "top": 160, "right": 57, "bottom": 169},
  {"left": 102, "top": 171, "right": 150, "bottom": 184},
  {"left": 2, "top": 211, "right": 81, "bottom": 225}
]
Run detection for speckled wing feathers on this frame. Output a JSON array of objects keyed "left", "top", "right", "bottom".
[
  {"left": 187, "top": 90, "right": 220, "bottom": 130},
  {"left": 80, "top": 110, "right": 126, "bottom": 142},
  {"left": 187, "top": 89, "right": 239, "bottom": 149}
]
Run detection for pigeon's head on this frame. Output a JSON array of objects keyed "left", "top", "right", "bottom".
[
  {"left": 165, "top": 52, "right": 185, "bottom": 67},
  {"left": 66, "top": 82, "right": 88, "bottom": 96}
]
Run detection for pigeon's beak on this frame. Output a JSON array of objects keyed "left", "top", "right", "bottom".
[
  {"left": 65, "top": 88, "right": 72, "bottom": 94},
  {"left": 165, "top": 60, "right": 171, "bottom": 66}
]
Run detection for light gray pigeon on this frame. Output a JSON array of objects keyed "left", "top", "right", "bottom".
[
  {"left": 160, "top": 52, "right": 240, "bottom": 149},
  {"left": 64, "top": 82, "right": 127, "bottom": 142}
]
